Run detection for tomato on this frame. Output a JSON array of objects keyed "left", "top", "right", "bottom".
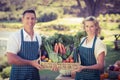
[
  {"left": 70, "top": 59, "right": 74, "bottom": 63},
  {"left": 66, "top": 58, "right": 69, "bottom": 63},
  {"left": 62, "top": 60, "right": 66, "bottom": 63},
  {"left": 69, "top": 56, "right": 73, "bottom": 60}
]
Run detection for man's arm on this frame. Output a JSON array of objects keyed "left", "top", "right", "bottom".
[{"left": 6, "top": 52, "right": 42, "bottom": 70}]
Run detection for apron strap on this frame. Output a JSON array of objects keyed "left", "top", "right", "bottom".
[
  {"left": 79, "top": 37, "right": 87, "bottom": 46},
  {"left": 21, "top": 29, "right": 24, "bottom": 42},
  {"left": 92, "top": 36, "right": 97, "bottom": 51}
]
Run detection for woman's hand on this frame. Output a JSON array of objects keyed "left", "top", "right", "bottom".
[
  {"left": 71, "top": 70, "right": 76, "bottom": 78},
  {"left": 73, "top": 65, "right": 85, "bottom": 72},
  {"left": 70, "top": 65, "right": 85, "bottom": 78}
]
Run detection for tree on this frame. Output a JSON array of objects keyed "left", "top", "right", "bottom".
[
  {"left": 76, "top": 0, "right": 120, "bottom": 17},
  {"left": 76, "top": 0, "right": 104, "bottom": 17},
  {"left": 0, "top": 0, "right": 11, "bottom": 11}
]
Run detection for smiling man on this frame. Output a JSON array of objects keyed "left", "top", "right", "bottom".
[{"left": 6, "top": 10, "right": 42, "bottom": 80}]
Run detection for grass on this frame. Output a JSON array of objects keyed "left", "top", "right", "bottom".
[
  {"left": 105, "top": 41, "right": 120, "bottom": 70},
  {"left": 100, "top": 21, "right": 120, "bottom": 30}
]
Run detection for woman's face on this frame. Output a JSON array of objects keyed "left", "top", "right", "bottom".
[
  {"left": 22, "top": 13, "right": 36, "bottom": 29},
  {"left": 84, "top": 21, "right": 96, "bottom": 36}
]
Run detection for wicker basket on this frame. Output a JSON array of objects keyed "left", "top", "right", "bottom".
[{"left": 40, "top": 62, "right": 80, "bottom": 70}]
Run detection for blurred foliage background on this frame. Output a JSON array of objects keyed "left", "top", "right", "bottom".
[
  {"left": 0, "top": 0, "right": 120, "bottom": 80},
  {"left": 0, "top": 0, "right": 120, "bottom": 22}
]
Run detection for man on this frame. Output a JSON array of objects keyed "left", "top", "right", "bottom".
[{"left": 6, "top": 10, "right": 42, "bottom": 80}]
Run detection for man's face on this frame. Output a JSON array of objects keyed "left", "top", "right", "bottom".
[{"left": 22, "top": 13, "right": 36, "bottom": 29}]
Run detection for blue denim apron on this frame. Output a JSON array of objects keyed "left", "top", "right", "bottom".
[
  {"left": 75, "top": 36, "right": 100, "bottom": 80},
  {"left": 10, "top": 29, "right": 40, "bottom": 80}
]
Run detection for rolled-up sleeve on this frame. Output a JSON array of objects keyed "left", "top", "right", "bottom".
[
  {"left": 95, "top": 40, "right": 107, "bottom": 59},
  {"left": 6, "top": 34, "right": 19, "bottom": 54}
]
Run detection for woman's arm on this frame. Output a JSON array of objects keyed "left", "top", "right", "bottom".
[
  {"left": 74, "top": 51, "right": 105, "bottom": 72},
  {"left": 82, "top": 51, "right": 105, "bottom": 70}
]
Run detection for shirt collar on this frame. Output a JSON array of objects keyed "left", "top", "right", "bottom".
[
  {"left": 23, "top": 28, "right": 30, "bottom": 38},
  {"left": 22, "top": 28, "right": 36, "bottom": 41}
]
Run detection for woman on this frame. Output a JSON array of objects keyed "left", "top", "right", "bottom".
[{"left": 72, "top": 16, "right": 107, "bottom": 80}]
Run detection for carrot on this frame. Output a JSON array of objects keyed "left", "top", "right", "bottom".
[
  {"left": 56, "top": 43, "right": 59, "bottom": 53},
  {"left": 54, "top": 43, "right": 58, "bottom": 53},
  {"left": 58, "top": 42, "right": 63, "bottom": 54},
  {"left": 61, "top": 44, "right": 66, "bottom": 54},
  {"left": 54, "top": 43, "right": 56, "bottom": 52}
]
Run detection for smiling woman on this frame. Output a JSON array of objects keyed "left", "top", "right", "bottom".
[{"left": 72, "top": 16, "right": 107, "bottom": 80}]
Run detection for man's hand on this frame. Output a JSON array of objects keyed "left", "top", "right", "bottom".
[
  {"left": 51, "top": 64, "right": 59, "bottom": 71},
  {"left": 30, "top": 59, "right": 43, "bottom": 70}
]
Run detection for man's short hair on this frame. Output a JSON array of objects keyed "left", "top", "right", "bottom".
[{"left": 22, "top": 10, "right": 36, "bottom": 17}]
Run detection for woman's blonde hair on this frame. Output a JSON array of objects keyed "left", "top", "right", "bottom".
[{"left": 82, "top": 16, "right": 101, "bottom": 36}]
